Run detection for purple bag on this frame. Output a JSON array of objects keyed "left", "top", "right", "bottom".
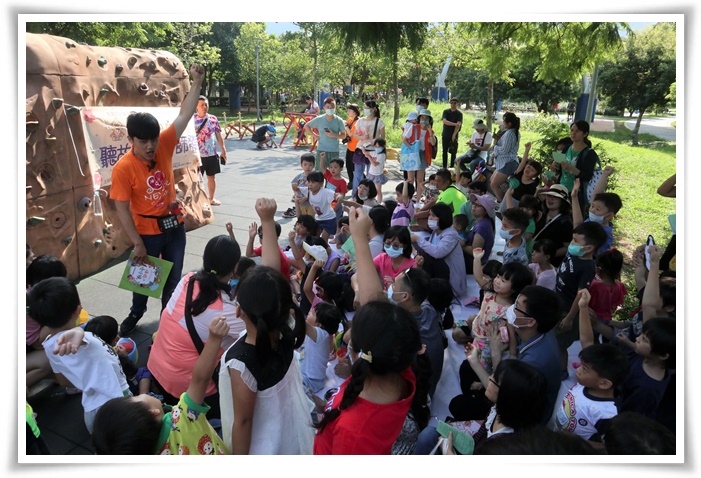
[{"left": 352, "top": 148, "right": 369, "bottom": 165}]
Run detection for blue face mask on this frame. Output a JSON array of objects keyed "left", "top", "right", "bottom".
[
  {"left": 363, "top": 108, "right": 371, "bottom": 116},
  {"left": 325, "top": 108, "right": 335, "bottom": 115},
  {"left": 588, "top": 211, "right": 606, "bottom": 223},
  {"left": 229, "top": 278, "right": 239, "bottom": 288},
  {"left": 499, "top": 228, "right": 515, "bottom": 241},
  {"left": 387, "top": 285, "right": 407, "bottom": 305},
  {"left": 568, "top": 244, "right": 588, "bottom": 257},
  {"left": 420, "top": 120, "right": 429, "bottom": 126},
  {"left": 416, "top": 105, "right": 423, "bottom": 113},
  {"left": 384, "top": 244, "right": 404, "bottom": 258}
]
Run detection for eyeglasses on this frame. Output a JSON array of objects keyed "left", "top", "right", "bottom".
[
  {"left": 402, "top": 268, "right": 414, "bottom": 291},
  {"left": 514, "top": 295, "right": 529, "bottom": 317}
]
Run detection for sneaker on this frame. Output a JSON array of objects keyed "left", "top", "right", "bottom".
[
  {"left": 65, "top": 387, "right": 82, "bottom": 395},
  {"left": 282, "top": 207, "right": 296, "bottom": 218},
  {"left": 120, "top": 312, "right": 141, "bottom": 336},
  {"left": 210, "top": 198, "right": 221, "bottom": 206}
]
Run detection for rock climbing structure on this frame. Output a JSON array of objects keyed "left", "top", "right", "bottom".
[{"left": 26, "top": 33, "right": 213, "bottom": 281}]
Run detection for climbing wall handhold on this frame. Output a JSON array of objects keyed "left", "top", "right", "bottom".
[{"left": 98, "top": 56, "right": 107, "bottom": 67}]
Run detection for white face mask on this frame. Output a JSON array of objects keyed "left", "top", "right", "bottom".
[
  {"left": 416, "top": 105, "right": 423, "bottom": 113},
  {"left": 588, "top": 211, "right": 606, "bottom": 223},
  {"left": 505, "top": 304, "right": 527, "bottom": 328},
  {"left": 325, "top": 108, "right": 335, "bottom": 115},
  {"left": 428, "top": 219, "right": 439, "bottom": 231},
  {"left": 363, "top": 108, "right": 371, "bottom": 116}
]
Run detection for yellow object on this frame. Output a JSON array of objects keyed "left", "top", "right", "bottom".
[
  {"left": 386, "top": 148, "right": 400, "bottom": 161},
  {"left": 76, "top": 308, "right": 89, "bottom": 327}
]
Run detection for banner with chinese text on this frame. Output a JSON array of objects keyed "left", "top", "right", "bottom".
[{"left": 79, "top": 106, "right": 201, "bottom": 187}]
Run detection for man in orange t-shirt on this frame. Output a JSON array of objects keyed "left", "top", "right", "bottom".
[{"left": 110, "top": 64, "right": 205, "bottom": 336}]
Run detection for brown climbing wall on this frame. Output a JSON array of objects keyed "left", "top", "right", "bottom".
[{"left": 26, "top": 33, "right": 213, "bottom": 281}]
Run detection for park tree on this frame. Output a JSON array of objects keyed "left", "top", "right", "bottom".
[
  {"left": 508, "top": 60, "right": 579, "bottom": 113},
  {"left": 233, "top": 22, "right": 269, "bottom": 115},
  {"left": 329, "top": 22, "right": 429, "bottom": 126},
  {"left": 210, "top": 22, "right": 244, "bottom": 103},
  {"left": 165, "top": 23, "right": 221, "bottom": 97},
  {"left": 598, "top": 22, "right": 676, "bottom": 145},
  {"left": 26, "top": 22, "right": 171, "bottom": 48},
  {"left": 455, "top": 22, "right": 627, "bottom": 129}
]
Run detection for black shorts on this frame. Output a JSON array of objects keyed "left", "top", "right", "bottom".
[
  {"left": 200, "top": 154, "right": 221, "bottom": 176},
  {"left": 251, "top": 133, "right": 266, "bottom": 143}
]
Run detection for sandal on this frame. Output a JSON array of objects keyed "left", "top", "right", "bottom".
[{"left": 210, "top": 198, "right": 221, "bottom": 206}]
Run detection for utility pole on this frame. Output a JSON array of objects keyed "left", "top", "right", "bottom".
[{"left": 255, "top": 38, "right": 262, "bottom": 122}]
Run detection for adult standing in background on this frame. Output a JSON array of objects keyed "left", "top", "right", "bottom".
[
  {"left": 304, "top": 97, "right": 346, "bottom": 172},
  {"left": 343, "top": 103, "right": 361, "bottom": 189},
  {"left": 350, "top": 100, "right": 385, "bottom": 196},
  {"left": 194, "top": 95, "right": 227, "bottom": 206},
  {"left": 441, "top": 98, "right": 463, "bottom": 169},
  {"left": 110, "top": 64, "right": 205, "bottom": 336}
]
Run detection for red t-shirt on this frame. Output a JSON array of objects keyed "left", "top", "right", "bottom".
[
  {"left": 313, "top": 367, "right": 416, "bottom": 455},
  {"left": 253, "top": 246, "right": 291, "bottom": 279},
  {"left": 588, "top": 279, "right": 628, "bottom": 322},
  {"left": 110, "top": 124, "right": 180, "bottom": 235},
  {"left": 324, "top": 169, "right": 348, "bottom": 195}
]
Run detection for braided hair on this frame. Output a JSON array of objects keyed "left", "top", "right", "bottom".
[{"left": 316, "top": 301, "right": 422, "bottom": 431}]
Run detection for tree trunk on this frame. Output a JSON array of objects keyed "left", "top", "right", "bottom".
[
  {"left": 486, "top": 79, "right": 494, "bottom": 131},
  {"left": 631, "top": 107, "right": 645, "bottom": 146},
  {"left": 393, "top": 54, "right": 399, "bottom": 127}
]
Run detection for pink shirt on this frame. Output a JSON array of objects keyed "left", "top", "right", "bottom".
[{"left": 373, "top": 254, "right": 416, "bottom": 291}]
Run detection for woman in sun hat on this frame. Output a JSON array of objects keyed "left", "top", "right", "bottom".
[
  {"left": 402, "top": 108, "right": 437, "bottom": 201},
  {"left": 534, "top": 184, "right": 573, "bottom": 267}
]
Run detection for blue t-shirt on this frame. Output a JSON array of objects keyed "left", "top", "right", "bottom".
[
  {"left": 518, "top": 331, "right": 562, "bottom": 421},
  {"left": 307, "top": 114, "right": 345, "bottom": 152},
  {"left": 584, "top": 218, "right": 614, "bottom": 254}
]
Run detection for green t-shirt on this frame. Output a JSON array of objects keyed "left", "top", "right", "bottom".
[
  {"left": 307, "top": 114, "right": 345, "bottom": 153},
  {"left": 560, "top": 145, "right": 586, "bottom": 192},
  {"left": 155, "top": 392, "right": 228, "bottom": 455},
  {"left": 438, "top": 185, "right": 468, "bottom": 217}
]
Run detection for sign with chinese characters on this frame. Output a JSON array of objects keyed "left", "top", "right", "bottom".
[{"left": 79, "top": 106, "right": 201, "bottom": 187}]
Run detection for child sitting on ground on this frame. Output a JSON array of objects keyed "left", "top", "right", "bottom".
[
  {"left": 285, "top": 153, "right": 316, "bottom": 218},
  {"left": 586, "top": 249, "right": 630, "bottom": 341},
  {"left": 458, "top": 180, "right": 489, "bottom": 230},
  {"left": 499, "top": 207, "right": 531, "bottom": 267},
  {"left": 505, "top": 194, "right": 541, "bottom": 259},
  {"left": 542, "top": 137, "right": 572, "bottom": 189},
  {"left": 571, "top": 167, "right": 620, "bottom": 254},
  {"left": 455, "top": 171, "right": 472, "bottom": 197},
  {"left": 92, "top": 317, "right": 230, "bottom": 454},
  {"left": 302, "top": 302, "right": 345, "bottom": 395},
  {"left": 555, "top": 221, "right": 609, "bottom": 377},
  {"left": 615, "top": 317, "right": 675, "bottom": 421},
  {"left": 529, "top": 239, "right": 558, "bottom": 290},
  {"left": 245, "top": 220, "right": 291, "bottom": 280},
  {"left": 391, "top": 180, "right": 416, "bottom": 227},
  {"left": 554, "top": 289, "right": 630, "bottom": 442},
  {"left": 26, "top": 277, "right": 131, "bottom": 433},
  {"left": 453, "top": 253, "right": 533, "bottom": 372}
]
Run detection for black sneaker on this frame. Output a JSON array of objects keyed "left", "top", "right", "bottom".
[{"left": 120, "top": 312, "right": 141, "bottom": 336}]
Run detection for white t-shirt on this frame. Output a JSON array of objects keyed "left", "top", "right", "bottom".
[
  {"left": 368, "top": 152, "right": 386, "bottom": 176},
  {"left": 355, "top": 117, "right": 385, "bottom": 141},
  {"left": 298, "top": 186, "right": 336, "bottom": 221},
  {"left": 43, "top": 331, "right": 130, "bottom": 412},
  {"left": 301, "top": 327, "right": 331, "bottom": 382},
  {"left": 555, "top": 383, "right": 618, "bottom": 441},
  {"left": 470, "top": 130, "right": 493, "bottom": 160}
]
